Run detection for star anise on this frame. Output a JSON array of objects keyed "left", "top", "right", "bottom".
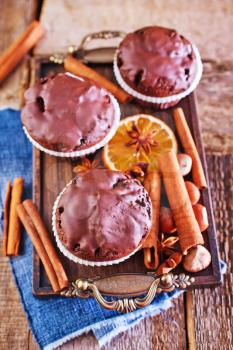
[
  {"left": 73, "top": 157, "right": 100, "bottom": 174},
  {"left": 125, "top": 122, "right": 159, "bottom": 154},
  {"left": 158, "top": 236, "right": 179, "bottom": 257}
]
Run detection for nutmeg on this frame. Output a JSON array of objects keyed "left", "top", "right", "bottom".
[
  {"left": 177, "top": 153, "right": 192, "bottom": 176},
  {"left": 159, "top": 207, "right": 176, "bottom": 233},
  {"left": 185, "top": 181, "right": 200, "bottom": 204},
  {"left": 183, "top": 245, "right": 211, "bottom": 272},
  {"left": 193, "top": 204, "right": 209, "bottom": 232}
]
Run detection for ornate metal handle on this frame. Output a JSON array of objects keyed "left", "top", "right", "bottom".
[
  {"left": 71, "top": 30, "right": 126, "bottom": 53},
  {"left": 68, "top": 30, "right": 126, "bottom": 63},
  {"left": 61, "top": 273, "right": 194, "bottom": 313},
  {"left": 51, "top": 30, "right": 126, "bottom": 64}
]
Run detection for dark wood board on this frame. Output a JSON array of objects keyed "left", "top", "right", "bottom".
[{"left": 32, "top": 59, "right": 221, "bottom": 297}]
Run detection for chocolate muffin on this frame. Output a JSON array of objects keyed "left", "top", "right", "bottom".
[
  {"left": 116, "top": 26, "right": 197, "bottom": 97},
  {"left": 54, "top": 169, "right": 152, "bottom": 265},
  {"left": 22, "top": 73, "right": 120, "bottom": 156}
]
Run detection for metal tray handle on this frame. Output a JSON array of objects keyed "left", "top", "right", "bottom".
[
  {"left": 61, "top": 273, "right": 194, "bottom": 313},
  {"left": 71, "top": 30, "right": 126, "bottom": 53},
  {"left": 51, "top": 30, "right": 126, "bottom": 64}
]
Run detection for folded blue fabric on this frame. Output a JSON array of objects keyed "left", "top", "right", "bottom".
[{"left": 0, "top": 109, "right": 225, "bottom": 350}]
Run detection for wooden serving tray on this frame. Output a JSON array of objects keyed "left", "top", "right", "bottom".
[{"left": 32, "top": 58, "right": 221, "bottom": 303}]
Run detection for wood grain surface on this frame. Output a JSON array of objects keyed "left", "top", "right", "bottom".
[
  {"left": 0, "top": 1, "right": 232, "bottom": 350},
  {"left": 192, "top": 155, "right": 233, "bottom": 348}
]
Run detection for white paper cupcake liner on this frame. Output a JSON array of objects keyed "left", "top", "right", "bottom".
[
  {"left": 23, "top": 89, "right": 121, "bottom": 158},
  {"left": 52, "top": 180, "right": 142, "bottom": 266},
  {"left": 113, "top": 44, "right": 203, "bottom": 104}
]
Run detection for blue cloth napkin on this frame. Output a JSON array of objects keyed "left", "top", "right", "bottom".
[{"left": 0, "top": 108, "right": 225, "bottom": 350}]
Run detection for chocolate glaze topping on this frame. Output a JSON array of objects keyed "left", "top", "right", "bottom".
[
  {"left": 22, "top": 73, "right": 115, "bottom": 152},
  {"left": 117, "top": 26, "right": 197, "bottom": 97},
  {"left": 56, "top": 169, "right": 152, "bottom": 261}
]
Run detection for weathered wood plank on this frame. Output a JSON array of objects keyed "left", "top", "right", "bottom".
[
  {"left": 198, "top": 61, "right": 233, "bottom": 154},
  {"left": 103, "top": 297, "right": 186, "bottom": 350},
  {"left": 185, "top": 291, "right": 196, "bottom": 350},
  {"left": 0, "top": 241, "right": 30, "bottom": 350},
  {"left": 191, "top": 155, "right": 233, "bottom": 348},
  {"left": 28, "top": 331, "right": 40, "bottom": 350}
]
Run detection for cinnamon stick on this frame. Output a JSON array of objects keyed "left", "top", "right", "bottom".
[
  {"left": 158, "top": 151, "right": 204, "bottom": 254},
  {"left": 24, "top": 200, "right": 68, "bottom": 290},
  {"left": 64, "top": 56, "right": 131, "bottom": 104},
  {"left": 0, "top": 21, "right": 44, "bottom": 84},
  {"left": 3, "top": 182, "right": 12, "bottom": 256},
  {"left": 17, "top": 200, "right": 68, "bottom": 292},
  {"left": 143, "top": 171, "right": 160, "bottom": 269},
  {"left": 6, "top": 178, "right": 24, "bottom": 256},
  {"left": 156, "top": 252, "right": 182, "bottom": 276},
  {"left": 172, "top": 108, "right": 207, "bottom": 189}
]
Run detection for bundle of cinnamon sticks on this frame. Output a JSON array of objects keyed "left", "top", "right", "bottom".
[
  {"left": 17, "top": 200, "right": 68, "bottom": 292},
  {"left": 143, "top": 107, "right": 210, "bottom": 275},
  {"left": 3, "top": 177, "right": 68, "bottom": 292}
]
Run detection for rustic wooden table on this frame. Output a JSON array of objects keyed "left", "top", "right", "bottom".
[{"left": 0, "top": 1, "right": 232, "bottom": 349}]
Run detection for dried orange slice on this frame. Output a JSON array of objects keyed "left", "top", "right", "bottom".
[{"left": 103, "top": 114, "right": 177, "bottom": 171}]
